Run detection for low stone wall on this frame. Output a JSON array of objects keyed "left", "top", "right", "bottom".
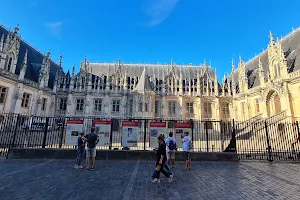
[{"left": 9, "top": 148, "right": 239, "bottom": 161}]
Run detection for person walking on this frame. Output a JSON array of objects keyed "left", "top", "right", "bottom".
[
  {"left": 84, "top": 127, "right": 99, "bottom": 171},
  {"left": 74, "top": 132, "right": 85, "bottom": 169},
  {"left": 152, "top": 134, "right": 173, "bottom": 184},
  {"left": 165, "top": 132, "right": 176, "bottom": 168},
  {"left": 182, "top": 132, "right": 192, "bottom": 170}
]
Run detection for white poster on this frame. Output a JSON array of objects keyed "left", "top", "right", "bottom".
[
  {"left": 94, "top": 120, "right": 111, "bottom": 146},
  {"left": 174, "top": 122, "right": 192, "bottom": 148},
  {"left": 122, "top": 121, "right": 139, "bottom": 147},
  {"left": 65, "top": 120, "right": 84, "bottom": 145},
  {"left": 150, "top": 122, "right": 167, "bottom": 148}
]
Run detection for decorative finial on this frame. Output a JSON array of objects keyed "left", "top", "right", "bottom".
[
  {"left": 203, "top": 59, "right": 207, "bottom": 66},
  {"left": 14, "top": 24, "right": 19, "bottom": 34},
  {"left": 59, "top": 53, "right": 63, "bottom": 67},
  {"left": 231, "top": 58, "right": 235, "bottom": 73},
  {"left": 84, "top": 56, "right": 87, "bottom": 64},
  {"left": 269, "top": 30, "right": 275, "bottom": 45},
  {"left": 118, "top": 56, "right": 121, "bottom": 64},
  {"left": 46, "top": 49, "right": 51, "bottom": 57},
  {"left": 72, "top": 65, "right": 75, "bottom": 75}
]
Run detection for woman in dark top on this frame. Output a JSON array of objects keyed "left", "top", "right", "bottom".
[{"left": 152, "top": 134, "right": 173, "bottom": 184}]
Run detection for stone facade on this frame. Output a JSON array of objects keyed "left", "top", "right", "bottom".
[{"left": 1, "top": 24, "right": 300, "bottom": 122}]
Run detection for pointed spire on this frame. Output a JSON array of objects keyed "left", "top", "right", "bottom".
[
  {"left": 72, "top": 65, "right": 75, "bottom": 77},
  {"left": 239, "top": 56, "right": 243, "bottom": 65},
  {"left": 132, "top": 68, "right": 153, "bottom": 94},
  {"left": 118, "top": 56, "right": 121, "bottom": 65},
  {"left": 46, "top": 49, "right": 51, "bottom": 57},
  {"left": 59, "top": 53, "right": 63, "bottom": 68},
  {"left": 258, "top": 56, "right": 263, "bottom": 70},
  {"left": 203, "top": 59, "right": 207, "bottom": 66},
  {"left": 269, "top": 30, "right": 275, "bottom": 46},
  {"left": 23, "top": 49, "right": 28, "bottom": 65},
  {"left": 14, "top": 24, "right": 19, "bottom": 34},
  {"left": 231, "top": 58, "right": 235, "bottom": 73}
]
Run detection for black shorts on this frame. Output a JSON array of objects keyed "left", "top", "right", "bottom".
[{"left": 184, "top": 152, "right": 190, "bottom": 160}]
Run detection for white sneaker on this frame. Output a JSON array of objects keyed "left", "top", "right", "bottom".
[
  {"left": 168, "top": 175, "right": 173, "bottom": 183},
  {"left": 74, "top": 165, "right": 78, "bottom": 169},
  {"left": 78, "top": 166, "right": 84, "bottom": 169},
  {"left": 152, "top": 178, "right": 160, "bottom": 183}
]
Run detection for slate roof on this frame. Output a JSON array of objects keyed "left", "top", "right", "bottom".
[
  {"left": 0, "top": 25, "right": 61, "bottom": 89},
  {"left": 88, "top": 62, "right": 216, "bottom": 80},
  {"left": 227, "top": 27, "right": 300, "bottom": 89}
]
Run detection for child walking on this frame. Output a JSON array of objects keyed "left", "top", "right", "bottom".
[{"left": 75, "top": 132, "right": 85, "bottom": 169}]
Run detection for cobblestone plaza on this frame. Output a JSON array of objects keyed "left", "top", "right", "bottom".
[{"left": 0, "top": 159, "right": 299, "bottom": 200}]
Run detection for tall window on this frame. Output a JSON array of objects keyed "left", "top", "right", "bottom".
[
  {"left": 41, "top": 98, "right": 47, "bottom": 111},
  {"left": 112, "top": 100, "right": 120, "bottom": 112},
  {"left": 255, "top": 99, "right": 260, "bottom": 114},
  {"left": 222, "top": 103, "right": 230, "bottom": 119},
  {"left": 6, "top": 57, "right": 12, "bottom": 71},
  {"left": 94, "top": 99, "right": 102, "bottom": 112},
  {"left": 128, "top": 99, "right": 133, "bottom": 115},
  {"left": 21, "top": 93, "right": 30, "bottom": 108},
  {"left": 139, "top": 102, "right": 143, "bottom": 112},
  {"left": 76, "top": 99, "right": 84, "bottom": 111},
  {"left": 155, "top": 101, "right": 159, "bottom": 114},
  {"left": 0, "top": 86, "right": 7, "bottom": 104},
  {"left": 168, "top": 101, "right": 176, "bottom": 115},
  {"left": 203, "top": 102, "right": 212, "bottom": 118},
  {"left": 145, "top": 103, "right": 148, "bottom": 112},
  {"left": 186, "top": 103, "right": 194, "bottom": 114},
  {"left": 59, "top": 98, "right": 67, "bottom": 110}
]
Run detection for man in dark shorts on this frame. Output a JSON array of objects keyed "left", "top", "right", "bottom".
[
  {"left": 84, "top": 127, "right": 99, "bottom": 171},
  {"left": 182, "top": 132, "right": 192, "bottom": 170},
  {"left": 75, "top": 132, "right": 85, "bottom": 169}
]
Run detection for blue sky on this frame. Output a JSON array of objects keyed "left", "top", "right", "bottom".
[{"left": 1, "top": 0, "right": 300, "bottom": 81}]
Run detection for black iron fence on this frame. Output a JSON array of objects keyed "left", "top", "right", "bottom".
[{"left": 0, "top": 113, "right": 299, "bottom": 161}]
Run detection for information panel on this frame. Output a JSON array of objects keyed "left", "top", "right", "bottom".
[
  {"left": 122, "top": 121, "right": 139, "bottom": 147},
  {"left": 174, "top": 122, "right": 192, "bottom": 148},
  {"left": 65, "top": 120, "right": 84, "bottom": 145},
  {"left": 149, "top": 122, "right": 167, "bottom": 148},
  {"left": 94, "top": 120, "right": 111, "bottom": 146}
]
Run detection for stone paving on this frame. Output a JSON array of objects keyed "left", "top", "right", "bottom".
[{"left": 0, "top": 159, "right": 300, "bottom": 200}]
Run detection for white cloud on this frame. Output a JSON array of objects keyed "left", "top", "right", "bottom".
[
  {"left": 142, "top": 0, "right": 180, "bottom": 27},
  {"left": 45, "top": 22, "right": 63, "bottom": 38}
]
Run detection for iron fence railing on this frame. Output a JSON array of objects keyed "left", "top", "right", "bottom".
[{"left": 0, "top": 113, "right": 299, "bottom": 161}]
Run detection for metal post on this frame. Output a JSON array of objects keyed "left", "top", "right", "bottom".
[
  {"left": 296, "top": 121, "right": 300, "bottom": 139},
  {"left": 205, "top": 121, "right": 209, "bottom": 152},
  {"left": 42, "top": 117, "right": 50, "bottom": 148},
  {"left": 190, "top": 119, "right": 194, "bottom": 142},
  {"left": 6, "top": 114, "right": 21, "bottom": 159},
  {"left": 109, "top": 119, "right": 114, "bottom": 150},
  {"left": 264, "top": 120, "right": 273, "bottom": 162},
  {"left": 232, "top": 119, "right": 236, "bottom": 152},
  {"left": 143, "top": 119, "right": 147, "bottom": 151},
  {"left": 58, "top": 118, "right": 65, "bottom": 148}
]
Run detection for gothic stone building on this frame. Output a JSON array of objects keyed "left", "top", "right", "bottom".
[{"left": 1, "top": 24, "right": 300, "bottom": 122}]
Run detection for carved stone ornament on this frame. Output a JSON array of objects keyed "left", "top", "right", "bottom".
[
  {"left": 67, "top": 99, "right": 72, "bottom": 105},
  {"left": 37, "top": 98, "right": 42, "bottom": 104},
  {"left": 86, "top": 100, "right": 90, "bottom": 106},
  {"left": 50, "top": 101, "right": 54, "bottom": 108}
]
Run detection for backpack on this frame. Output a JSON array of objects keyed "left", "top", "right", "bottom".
[
  {"left": 87, "top": 133, "right": 98, "bottom": 148},
  {"left": 188, "top": 140, "right": 193, "bottom": 150},
  {"left": 168, "top": 139, "right": 175, "bottom": 151}
]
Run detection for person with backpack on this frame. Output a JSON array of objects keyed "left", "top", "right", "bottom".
[
  {"left": 74, "top": 132, "right": 86, "bottom": 169},
  {"left": 84, "top": 127, "right": 99, "bottom": 171},
  {"left": 182, "top": 132, "right": 192, "bottom": 170},
  {"left": 165, "top": 132, "right": 176, "bottom": 168}
]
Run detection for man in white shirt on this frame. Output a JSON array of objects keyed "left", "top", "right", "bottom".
[
  {"left": 182, "top": 132, "right": 192, "bottom": 170},
  {"left": 165, "top": 132, "right": 176, "bottom": 168}
]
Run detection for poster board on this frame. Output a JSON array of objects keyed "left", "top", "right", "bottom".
[
  {"left": 174, "top": 122, "right": 192, "bottom": 148},
  {"left": 65, "top": 120, "right": 84, "bottom": 145},
  {"left": 122, "top": 121, "right": 139, "bottom": 147},
  {"left": 94, "top": 120, "right": 111, "bottom": 146},
  {"left": 149, "top": 122, "right": 167, "bottom": 148}
]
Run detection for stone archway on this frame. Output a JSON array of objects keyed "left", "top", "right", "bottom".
[{"left": 266, "top": 90, "right": 281, "bottom": 117}]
